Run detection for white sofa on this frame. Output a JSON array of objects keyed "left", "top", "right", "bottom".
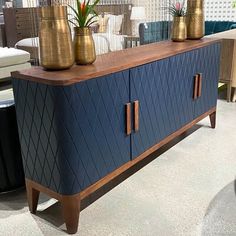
[{"left": 0, "top": 47, "right": 31, "bottom": 80}]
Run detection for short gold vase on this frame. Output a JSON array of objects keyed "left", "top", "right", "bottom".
[
  {"left": 171, "top": 16, "right": 187, "bottom": 42},
  {"left": 39, "top": 6, "right": 74, "bottom": 70},
  {"left": 74, "top": 27, "right": 96, "bottom": 65},
  {"left": 187, "top": 0, "right": 205, "bottom": 39}
]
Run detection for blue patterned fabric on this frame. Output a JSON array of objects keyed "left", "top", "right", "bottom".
[
  {"left": 12, "top": 71, "right": 131, "bottom": 195},
  {"left": 130, "top": 43, "right": 220, "bottom": 159},
  {"left": 12, "top": 43, "right": 220, "bottom": 195}
]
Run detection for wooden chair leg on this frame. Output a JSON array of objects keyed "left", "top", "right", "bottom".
[
  {"left": 227, "top": 82, "right": 232, "bottom": 102},
  {"left": 209, "top": 111, "right": 216, "bottom": 129},
  {"left": 232, "top": 87, "right": 236, "bottom": 102},
  {"left": 25, "top": 180, "right": 40, "bottom": 214},
  {"left": 61, "top": 195, "right": 81, "bottom": 234}
]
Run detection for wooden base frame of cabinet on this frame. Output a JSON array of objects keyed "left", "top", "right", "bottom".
[{"left": 25, "top": 107, "right": 216, "bottom": 234}]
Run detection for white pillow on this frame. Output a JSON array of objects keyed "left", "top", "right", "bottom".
[{"left": 106, "top": 14, "right": 123, "bottom": 35}]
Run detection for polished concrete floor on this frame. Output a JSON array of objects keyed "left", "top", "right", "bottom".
[{"left": 0, "top": 98, "right": 236, "bottom": 236}]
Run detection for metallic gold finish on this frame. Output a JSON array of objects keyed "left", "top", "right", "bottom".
[
  {"left": 171, "top": 16, "right": 187, "bottom": 42},
  {"left": 126, "top": 103, "right": 131, "bottom": 136},
  {"left": 187, "top": 0, "right": 205, "bottom": 39},
  {"left": 133, "top": 100, "right": 139, "bottom": 132},
  {"left": 39, "top": 6, "right": 74, "bottom": 70},
  {"left": 74, "top": 27, "right": 96, "bottom": 65}
]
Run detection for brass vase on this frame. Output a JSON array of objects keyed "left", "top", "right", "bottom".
[
  {"left": 74, "top": 27, "right": 96, "bottom": 65},
  {"left": 39, "top": 6, "right": 74, "bottom": 70},
  {"left": 187, "top": 0, "right": 205, "bottom": 39},
  {"left": 171, "top": 16, "right": 187, "bottom": 42}
]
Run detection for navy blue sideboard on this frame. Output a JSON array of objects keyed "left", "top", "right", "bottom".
[{"left": 12, "top": 38, "right": 221, "bottom": 234}]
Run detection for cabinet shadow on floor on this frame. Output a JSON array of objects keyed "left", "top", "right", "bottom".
[
  {"left": 33, "top": 124, "right": 202, "bottom": 228},
  {"left": 0, "top": 187, "right": 51, "bottom": 211}
]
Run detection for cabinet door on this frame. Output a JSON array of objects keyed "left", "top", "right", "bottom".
[
  {"left": 66, "top": 70, "right": 131, "bottom": 192},
  {"left": 130, "top": 55, "right": 195, "bottom": 159},
  {"left": 13, "top": 70, "right": 131, "bottom": 195},
  {"left": 193, "top": 43, "right": 221, "bottom": 118}
]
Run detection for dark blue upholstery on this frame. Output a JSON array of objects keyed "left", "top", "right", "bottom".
[
  {"left": 205, "top": 21, "right": 236, "bottom": 35},
  {"left": 12, "top": 43, "right": 220, "bottom": 195},
  {"left": 139, "top": 21, "right": 171, "bottom": 45},
  {"left": 130, "top": 43, "right": 220, "bottom": 158},
  {"left": 12, "top": 70, "right": 131, "bottom": 195}
]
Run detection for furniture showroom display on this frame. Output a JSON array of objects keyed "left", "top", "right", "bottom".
[
  {"left": 2, "top": 5, "right": 132, "bottom": 60},
  {"left": 209, "top": 29, "right": 236, "bottom": 102},
  {"left": 12, "top": 38, "right": 220, "bottom": 234}
]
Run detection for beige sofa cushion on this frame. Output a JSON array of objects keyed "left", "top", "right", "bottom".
[
  {"left": 0, "top": 47, "right": 30, "bottom": 68},
  {"left": 0, "top": 62, "right": 31, "bottom": 79}
]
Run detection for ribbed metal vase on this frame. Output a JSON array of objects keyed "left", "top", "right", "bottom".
[
  {"left": 187, "top": 0, "right": 205, "bottom": 39},
  {"left": 171, "top": 16, "right": 187, "bottom": 42},
  {"left": 74, "top": 27, "right": 96, "bottom": 65},
  {"left": 39, "top": 6, "right": 74, "bottom": 70}
]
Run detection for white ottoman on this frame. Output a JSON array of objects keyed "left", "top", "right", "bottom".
[{"left": 0, "top": 47, "right": 31, "bottom": 80}]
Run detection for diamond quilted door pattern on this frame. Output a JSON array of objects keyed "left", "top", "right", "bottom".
[
  {"left": 193, "top": 43, "right": 221, "bottom": 118},
  {"left": 130, "top": 54, "right": 196, "bottom": 159},
  {"left": 13, "top": 70, "right": 131, "bottom": 195}
]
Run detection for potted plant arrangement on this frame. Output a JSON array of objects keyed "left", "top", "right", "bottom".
[
  {"left": 169, "top": 1, "right": 187, "bottom": 42},
  {"left": 69, "top": 0, "right": 100, "bottom": 65}
]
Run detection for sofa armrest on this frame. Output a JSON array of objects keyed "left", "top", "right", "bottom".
[{"left": 230, "top": 24, "right": 236, "bottom": 29}]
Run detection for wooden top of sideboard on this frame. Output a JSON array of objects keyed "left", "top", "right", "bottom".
[{"left": 12, "top": 38, "right": 221, "bottom": 86}]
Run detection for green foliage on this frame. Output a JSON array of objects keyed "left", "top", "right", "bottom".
[
  {"left": 68, "top": 0, "right": 100, "bottom": 28},
  {"left": 233, "top": 0, "right": 236, "bottom": 8}
]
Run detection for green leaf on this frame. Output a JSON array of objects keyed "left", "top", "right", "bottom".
[
  {"left": 87, "top": 20, "right": 97, "bottom": 27},
  {"left": 85, "top": 14, "right": 98, "bottom": 26}
]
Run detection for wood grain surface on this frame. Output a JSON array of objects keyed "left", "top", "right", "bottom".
[{"left": 12, "top": 38, "right": 221, "bottom": 86}]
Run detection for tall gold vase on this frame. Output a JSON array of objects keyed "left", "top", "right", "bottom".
[
  {"left": 187, "top": 0, "right": 205, "bottom": 39},
  {"left": 74, "top": 27, "right": 96, "bottom": 65},
  {"left": 39, "top": 6, "right": 74, "bottom": 70},
  {"left": 171, "top": 16, "right": 187, "bottom": 42}
]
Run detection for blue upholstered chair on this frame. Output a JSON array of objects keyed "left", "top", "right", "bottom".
[
  {"left": 205, "top": 21, "right": 236, "bottom": 35},
  {"left": 139, "top": 21, "right": 171, "bottom": 45},
  {"left": 139, "top": 21, "right": 236, "bottom": 45}
]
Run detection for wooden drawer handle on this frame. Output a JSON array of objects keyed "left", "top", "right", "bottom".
[
  {"left": 133, "top": 100, "right": 139, "bottom": 132},
  {"left": 193, "top": 74, "right": 199, "bottom": 100},
  {"left": 125, "top": 103, "right": 131, "bottom": 135},
  {"left": 197, "top": 73, "right": 202, "bottom": 97}
]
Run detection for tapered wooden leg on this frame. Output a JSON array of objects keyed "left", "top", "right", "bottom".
[
  {"left": 25, "top": 179, "right": 40, "bottom": 214},
  {"left": 209, "top": 111, "right": 216, "bottom": 129},
  {"left": 61, "top": 195, "right": 81, "bottom": 234},
  {"left": 227, "top": 82, "right": 232, "bottom": 102}
]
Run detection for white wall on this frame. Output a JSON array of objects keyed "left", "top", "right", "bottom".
[{"left": 205, "top": 0, "right": 236, "bottom": 21}]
